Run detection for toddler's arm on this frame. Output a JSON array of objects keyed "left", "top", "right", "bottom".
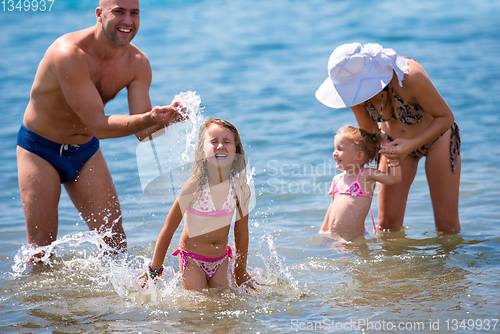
[
  {"left": 319, "top": 176, "right": 338, "bottom": 233},
  {"left": 369, "top": 159, "right": 402, "bottom": 185},
  {"left": 320, "top": 203, "right": 332, "bottom": 234}
]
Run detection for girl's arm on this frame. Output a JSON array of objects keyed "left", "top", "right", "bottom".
[
  {"left": 147, "top": 180, "right": 195, "bottom": 275},
  {"left": 138, "top": 199, "right": 183, "bottom": 285},
  {"left": 319, "top": 203, "right": 332, "bottom": 234},
  {"left": 367, "top": 160, "right": 402, "bottom": 185},
  {"left": 234, "top": 213, "right": 253, "bottom": 288},
  {"left": 149, "top": 199, "right": 184, "bottom": 271},
  {"left": 319, "top": 176, "right": 338, "bottom": 233}
]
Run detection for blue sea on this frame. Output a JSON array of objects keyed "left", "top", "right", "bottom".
[{"left": 1, "top": 0, "right": 500, "bottom": 333}]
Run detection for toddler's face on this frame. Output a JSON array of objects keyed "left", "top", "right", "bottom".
[
  {"left": 333, "top": 135, "right": 359, "bottom": 171},
  {"left": 203, "top": 124, "right": 237, "bottom": 168}
]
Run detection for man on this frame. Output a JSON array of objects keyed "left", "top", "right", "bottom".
[{"left": 17, "top": 0, "right": 180, "bottom": 257}]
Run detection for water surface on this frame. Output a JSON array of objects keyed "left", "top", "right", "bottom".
[{"left": 1, "top": 0, "right": 500, "bottom": 333}]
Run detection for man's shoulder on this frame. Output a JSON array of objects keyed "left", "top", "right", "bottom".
[
  {"left": 126, "top": 43, "right": 150, "bottom": 65},
  {"left": 121, "top": 43, "right": 152, "bottom": 80},
  {"left": 48, "top": 28, "right": 93, "bottom": 60}
]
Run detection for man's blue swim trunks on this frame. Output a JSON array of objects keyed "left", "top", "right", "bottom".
[{"left": 17, "top": 124, "right": 100, "bottom": 184}]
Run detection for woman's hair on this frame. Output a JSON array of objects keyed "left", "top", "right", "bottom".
[
  {"left": 191, "top": 118, "right": 247, "bottom": 195},
  {"left": 336, "top": 125, "right": 382, "bottom": 163}
]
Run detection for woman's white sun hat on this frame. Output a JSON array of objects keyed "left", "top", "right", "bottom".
[{"left": 315, "top": 43, "right": 409, "bottom": 109}]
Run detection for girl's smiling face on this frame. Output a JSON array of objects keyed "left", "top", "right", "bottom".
[
  {"left": 203, "top": 124, "right": 237, "bottom": 168},
  {"left": 333, "top": 135, "right": 361, "bottom": 171}
]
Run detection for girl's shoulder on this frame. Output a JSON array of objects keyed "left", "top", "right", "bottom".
[
  {"left": 176, "top": 178, "right": 199, "bottom": 212},
  {"left": 332, "top": 172, "right": 343, "bottom": 183},
  {"left": 178, "top": 177, "right": 199, "bottom": 197}
]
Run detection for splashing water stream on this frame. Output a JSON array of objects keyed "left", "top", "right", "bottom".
[{"left": 137, "top": 91, "right": 204, "bottom": 200}]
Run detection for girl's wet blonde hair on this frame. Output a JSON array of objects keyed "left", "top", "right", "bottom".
[
  {"left": 191, "top": 118, "right": 247, "bottom": 196},
  {"left": 336, "top": 125, "right": 382, "bottom": 164}
]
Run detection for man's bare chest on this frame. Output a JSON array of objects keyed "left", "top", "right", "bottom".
[{"left": 90, "top": 61, "right": 133, "bottom": 104}]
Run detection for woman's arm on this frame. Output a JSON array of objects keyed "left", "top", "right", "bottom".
[
  {"left": 351, "top": 104, "right": 379, "bottom": 133},
  {"left": 382, "top": 60, "right": 454, "bottom": 160}
]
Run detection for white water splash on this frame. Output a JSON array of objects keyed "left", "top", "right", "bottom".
[
  {"left": 172, "top": 90, "right": 204, "bottom": 162},
  {"left": 137, "top": 91, "right": 204, "bottom": 200},
  {"left": 11, "top": 230, "right": 114, "bottom": 275},
  {"left": 249, "top": 234, "right": 301, "bottom": 296},
  {"left": 105, "top": 255, "right": 182, "bottom": 306},
  {"left": 11, "top": 230, "right": 184, "bottom": 305}
]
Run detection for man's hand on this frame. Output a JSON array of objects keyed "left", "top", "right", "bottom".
[{"left": 151, "top": 101, "right": 188, "bottom": 127}]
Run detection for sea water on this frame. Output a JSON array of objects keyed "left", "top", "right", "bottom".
[{"left": 1, "top": 0, "right": 500, "bottom": 333}]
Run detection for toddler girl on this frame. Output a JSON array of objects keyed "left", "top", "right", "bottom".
[{"left": 319, "top": 126, "right": 401, "bottom": 237}]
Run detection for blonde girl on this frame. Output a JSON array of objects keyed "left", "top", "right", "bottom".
[
  {"left": 319, "top": 126, "right": 401, "bottom": 237},
  {"left": 143, "top": 118, "right": 253, "bottom": 290}
]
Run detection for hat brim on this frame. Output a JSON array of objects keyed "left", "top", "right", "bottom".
[{"left": 315, "top": 66, "right": 394, "bottom": 109}]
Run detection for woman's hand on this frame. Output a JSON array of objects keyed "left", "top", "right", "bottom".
[{"left": 379, "top": 138, "right": 413, "bottom": 161}]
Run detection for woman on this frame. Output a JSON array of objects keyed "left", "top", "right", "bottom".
[{"left": 316, "top": 43, "right": 460, "bottom": 233}]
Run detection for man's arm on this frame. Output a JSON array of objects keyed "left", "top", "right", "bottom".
[
  {"left": 126, "top": 52, "right": 171, "bottom": 141},
  {"left": 52, "top": 42, "right": 176, "bottom": 140}
]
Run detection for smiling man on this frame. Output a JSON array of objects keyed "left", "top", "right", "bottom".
[{"left": 17, "top": 0, "right": 180, "bottom": 259}]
